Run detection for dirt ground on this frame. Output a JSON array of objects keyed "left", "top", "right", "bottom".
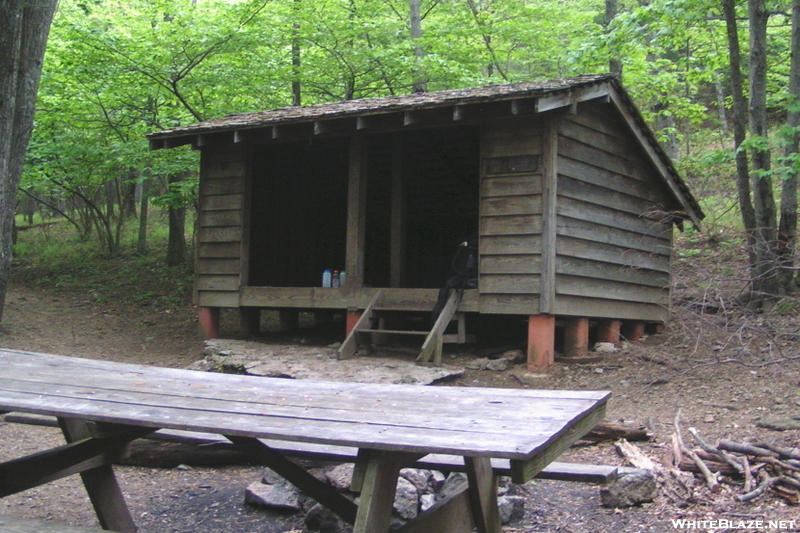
[{"left": 1, "top": 273, "right": 799, "bottom": 532}]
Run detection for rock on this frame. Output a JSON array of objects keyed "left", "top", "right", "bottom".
[
  {"left": 439, "top": 473, "right": 468, "bottom": 500},
  {"left": 304, "top": 503, "right": 343, "bottom": 533},
  {"left": 594, "top": 342, "right": 618, "bottom": 354},
  {"left": 420, "top": 493, "right": 437, "bottom": 512},
  {"left": 757, "top": 416, "right": 800, "bottom": 431},
  {"left": 325, "top": 463, "right": 355, "bottom": 491},
  {"left": 600, "top": 469, "right": 657, "bottom": 508},
  {"left": 430, "top": 470, "right": 447, "bottom": 490},
  {"left": 327, "top": 342, "right": 342, "bottom": 350},
  {"left": 400, "top": 468, "right": 433, "bottom": 493},
  {"left": 393, "top": 476, "right": 419, "bottom": 520},
  {"left": 466, "top": 357, "right": 489, "bottom": 370},
  {"left": 502, "top": 349, "right": 526, "bottom": 364},
  {"left": 486, "top": 358, "right": 510, "bottom": 372},
  {"left": 498, "top": 495, "right": 526, "bottom": 523},
  {"left": 245, "top": 480, "right": 302, "bottom": 511}
]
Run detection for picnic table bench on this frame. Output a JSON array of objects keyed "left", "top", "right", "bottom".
[{"left": 0, "top": 348, "right": 610, "bottom": 533}]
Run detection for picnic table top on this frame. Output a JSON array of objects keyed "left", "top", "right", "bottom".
[{"left": 0, "top": 348, "right": 609, "bottom": 461}]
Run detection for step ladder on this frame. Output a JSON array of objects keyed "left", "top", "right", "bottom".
[{"left": 337, "top": 289, "right": 470, "bottom": 366}]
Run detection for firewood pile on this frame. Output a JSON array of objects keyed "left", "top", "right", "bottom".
[{"left": 669, "top": 410, "right": 800, "bottom": 504}]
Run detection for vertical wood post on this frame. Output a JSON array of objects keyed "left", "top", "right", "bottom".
[
  {"left": 346, "top": 135, "right": 368, "bottom": 289},
  {"left": 59, "top": 419, "right": 137, "bottom": 533},
  {"left": 597, "top": 319, "right": 621, "bottom": 344},
  {"left": 621, "top": 320, "right": 645, "bottom": 341},
  {"left": 239, "top": 308, "right": 260, "bottom": 336},
  {"left": 539, "top": 117, "right": 559, "bottom": 314},
  {"left": 527, "top": 314, "right": 555, "bottom": 371},
  {"left": 346, "top": 310, "right": 362, "bottom": 338},
  {"left": 198, "top": 307, "right": 220, "bottom": 339},
  {"left": 390, "top": 133, "right": 407, "bottom": 288},
  {"left": 563, "top": 317, "right": 589, "bottom": 358}
]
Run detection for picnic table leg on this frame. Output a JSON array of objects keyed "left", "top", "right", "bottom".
[
  {"left": 353, "top": 450, "right": 422, "bottom": 533},
  {"left": 59, "top": 418, "right": 137, "bottom": 533},
  {"left": 465, "top": 457, "right": 501, "bottom": 533}
]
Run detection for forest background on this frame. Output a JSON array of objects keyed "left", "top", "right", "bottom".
[{"left": 2, "top": 0, "right": 799, "bottom": 321}]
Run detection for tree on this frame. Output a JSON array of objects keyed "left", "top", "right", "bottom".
[{"left": 0, "top": 0, "right": 58, "bottom": 321}]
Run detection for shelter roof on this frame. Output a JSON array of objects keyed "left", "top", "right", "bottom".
[{"left": 147, "top": 74, "right": 703, "bottom": 225}]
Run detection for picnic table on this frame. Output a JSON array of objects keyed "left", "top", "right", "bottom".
[{"left": 0, "top": 348, "right": 610, "bottom": 533}]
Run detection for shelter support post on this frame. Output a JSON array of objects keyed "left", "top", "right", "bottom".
[
  {"left": 563, "top": 317, "right": 589, "bottom": 358},
  {"left": 621, "top": 320, "right": 645, "bottom": 341},
  {"left": 279, "top": 310, "right": 300, "bottom": 331},
  {"left": 198, "top": 307, "right": 220, "bottom": 339},
  {"left": 240, "top": 308, "right": 260, "bottom": 336},
  {"left": 597, "top": 319, "right": 621, "bottom": 344},
  {"left": 346, "top": 309, "right": 362, "bottom": 338},
  {"left": 527, "top": 314, "right": 554, "bottom": 371}
]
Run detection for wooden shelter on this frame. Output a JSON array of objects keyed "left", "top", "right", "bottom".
[{"left": 148, "top": 74, "right": 703, "bottom": 370}]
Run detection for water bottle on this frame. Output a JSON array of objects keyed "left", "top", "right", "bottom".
[
  {"left": 339, "top": 271, "right": 346, "bottom": 287},
  {"left": 332, "top": 270, "right": 340, "bottom": 287},
  {"left": 322, "top": 270, "right": 332, "bottom": 288}
]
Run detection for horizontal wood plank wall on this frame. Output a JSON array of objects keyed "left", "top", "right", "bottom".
[
  {"left": 479, "top": 117, "right": 544, "bottom": 315},
  {"left": 196, "top": 144, "right": 247, "bottom": 308},
  {"left": 553, "top": 106, "right": 674, "bottom": 321}
]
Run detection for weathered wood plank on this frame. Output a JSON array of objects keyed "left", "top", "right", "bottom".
[
  {"left": 199, "top": 193, "right": 244, "bottom": 212},
  {"left": 559, "top": 136, "right": 641, "bottom": 180},
  {"left": 478, "top": 294, "right": 540, "bottom": 315},
  {"left": 196, "top": 275, "right": 240, "bottom": 292},
  {"left": 199, "top": 210, "right": 243, "bottom": 227},
  {"left": 479, "top": 254, "right": 542, "bottom": 275},
  {"left": 557, "top": 235, "right": 671, "bottom": 272},
  {"left": 556, "top": 274, "right": 669, "bottom": 305},
  {"left": 197, "top": 242, "right": 242, "bottom": 259},
  {"left": 559, "top": 119, "right": 639, "bottom": 164},
  {"left": 556, "top": 256, "right": 669, "bottom": 288},
  {"left": 480, "top": 235, "right": 542, "bottom": 256},
  {"left": 557, "top": 214, "right": 671, "bottom": 256},
  {"left": 482, "top": 136, "right": 542, "bottom": 158},
  {"left": 197, "top": 226, "right": 242, "bottom": 244},
  {"left": 479, "top": 274, "right": 541, "bottom": 294},
  {"left": 481, "top": 176, "right": 542, "bottom": 198},
  {"left": 197, "top": 291, "right": 239, "bottom": 307},
  {"left": 482, "top": 117, "right": 542, "bottom": 139},
  {"left": 540, "top": 115, "right": 559, "bottom": 314},
  {"left": 558, "top": 175, "right": 667, "bottom": 219},
  {"left": 202, "top": 175, "right": 245, "bottom": 194},
  {"left": 557, "top": 156, "right": 663, "bottom": 201},
  {"left": 0, "top": 516, "right": 104, "bottom": 533},
  {"left": 480, "top": 214, "right": 542, "bottom": 236},
  {"left": 482, "top": 195, "right": 542, "bottom": 217},
  {"left": 196, "top": 258, "right": 241, "bottom": 276},
  {"left": 552, "top": 295, "right": 668, "bottom": 321},
  {"left": 557, "top": 195, "right": 672, "bottom": 240}
]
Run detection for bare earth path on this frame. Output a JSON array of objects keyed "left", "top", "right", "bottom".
[{"left": 1, "top": 280, "right": 799, "bottom": 532}]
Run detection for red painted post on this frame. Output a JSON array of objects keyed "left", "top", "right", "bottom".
[
  {"left": 198, "top": 307, "right": 220, "bottom": 339},
  {"left": 621, "top": 320, "right": 645, "bottom": 342},
  {"left": 527, "top": 314, "right": 555, "bottom": 372},
  {"left": 597, "top": 319, "right": 621, "bottom": 344},
  {"left": 563, "top": 317, "right": 589, "bottom": 357},
  {"left": 346, "top": 310, "right": 362, "bottom": 338}
]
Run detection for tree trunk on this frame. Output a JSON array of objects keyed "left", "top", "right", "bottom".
[
  {"left": 0, "top": 0, "right": 58, "bottom": 321},
  {"left": 291, "top": 0, "right": 301, "bottom": 106},
  {"left": 722, "top": 0, "right": 758, "bottom": 269},
  {"left": 777, "top": 0, "right": 800, "bottom": 291},
  {"left": 409, "top": 0, "right": 426, "bottom": 93},
  {"left": 605, "top": 0, "right": 623, "bottom": 78},
  {"left": 748, "top": 0, "right": 779, "bottom": 303},
  {"left": 165, "top": 174, "right": 188, "bottom": 266},
  {"left": 137, "top": 178, "right": 149, "bottom": 255}
]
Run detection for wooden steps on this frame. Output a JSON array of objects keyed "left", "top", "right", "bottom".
[{"left": 337, "top": 289, "right": 471, "bottom": 366}]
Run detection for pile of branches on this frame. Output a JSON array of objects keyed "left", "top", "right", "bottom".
[{"left": 670, "top": 411, "right": 800, "bottom": 504}]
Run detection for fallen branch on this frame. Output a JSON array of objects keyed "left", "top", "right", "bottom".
[
  {"left": 737, "top": 475, "right": 780, "bottom": 502},
  {"left": 675, "top": 411, "right": 719, "bottom": 492}
]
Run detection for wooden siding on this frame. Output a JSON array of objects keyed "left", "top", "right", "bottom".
[
  {"left": 196, "top": 144, "right": 247, "bottom": 307},
  {"left": 478, "top": 117, "right": 544, "bottom": 314},
  {"left": 553, "top": 106, "right": 673, "bottom": 320}
]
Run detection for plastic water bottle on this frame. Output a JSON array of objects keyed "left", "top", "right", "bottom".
[
  {"left": 339, "top": 271, "right": 346, "bottom": 287},
  {"left": 332, "top": 270, "right": 340, "bottom": 288},
  {"left": 322, "top": 270, "right": 332, "bottom": 288}
]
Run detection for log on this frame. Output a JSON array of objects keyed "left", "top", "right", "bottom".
[{"left": 583, "top": 422, "right": 651, "bottom": 442}]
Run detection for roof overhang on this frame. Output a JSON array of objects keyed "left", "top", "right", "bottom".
[{"left": 147, "top": 75, "right": 704, "bottom": 227}]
